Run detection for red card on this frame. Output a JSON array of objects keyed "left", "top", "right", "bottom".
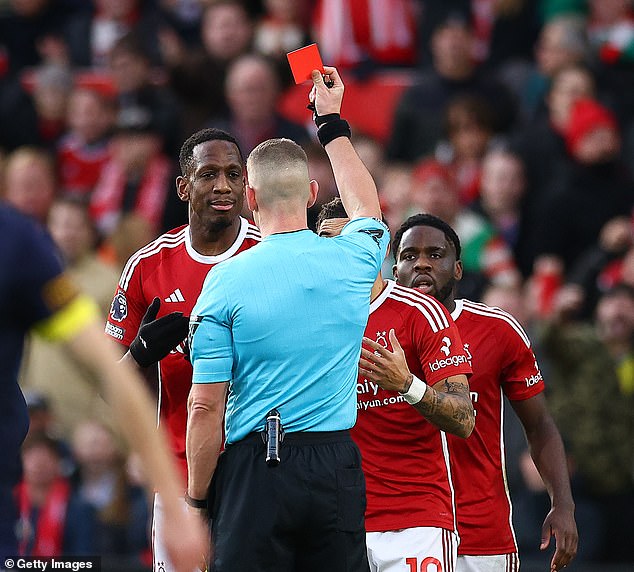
[{"left": 287, "top": 43, "right": 325, "bottom": 84}]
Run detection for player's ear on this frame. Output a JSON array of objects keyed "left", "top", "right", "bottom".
[
  {"left": 176, "top": 176, "right": 189, "bottom": 202},
  {"left": 454, "top": 260, "right": 463, "bottom": 281},
  {"left": 307, "top": 179, "right": 319, "bottom": 208}
]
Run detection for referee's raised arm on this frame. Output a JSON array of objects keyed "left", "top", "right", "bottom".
[{"left": 310, "top": 66, "right": 382, "bottom": 220}]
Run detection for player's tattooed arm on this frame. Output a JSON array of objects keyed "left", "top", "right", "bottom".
[
  {"left": 360, "top": 330, "right": 475, "bottom": 438},
  {"left": 412, "top": 376, "right": 475, "bottom": 438}
]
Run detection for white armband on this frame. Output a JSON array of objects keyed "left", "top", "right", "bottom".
[{"left": 401, "top": 375, "right": 428, "bottom": 405}]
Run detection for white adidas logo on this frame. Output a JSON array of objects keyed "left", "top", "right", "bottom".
[{"left": 164, "top": 288, "right": 185, "bottom": 303}]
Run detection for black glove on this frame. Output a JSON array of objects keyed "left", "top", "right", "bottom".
[{"left": 129, "top": 297, "right": 189, "bottom": 367}]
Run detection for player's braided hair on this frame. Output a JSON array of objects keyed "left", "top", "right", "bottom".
[
  {"left": 392, "top": 213, "right": 462, "bottom": 260},
  {"left": 179, "top": 128, "right": 243, "bottom": 176}
]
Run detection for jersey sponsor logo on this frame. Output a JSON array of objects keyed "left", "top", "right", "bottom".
[
  {"left": 428, "top": 354, "right": 468, "bottom": 372},
  {"left": 358, "top": 227, "right": 385, "bottom": 247},
  {"left": 105, "top": 322, "right": 125, "bottom": 340},
  {"left": 164, "top": 288, "right": 185, "bottom": 303},
  {"left": 357, "top": 379, "right": 381, "bottom": 396},
  {"left": 525, "top": 372, "right": 543, "bottom": 387},
  {"left": 440, "top": 336, "right": 451, "bottom": 356},
  {"left": 109, "top": 291, "right": 128, "bottom": 322},
  {"left": 357, "top": 393, "right": 405, "bottom": 410}
]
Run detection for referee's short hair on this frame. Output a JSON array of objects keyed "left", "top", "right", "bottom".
[
  {"left": 392, "top": 213, "right": 462, "bottom": 260},
  {"left": 246, "top": 138, "right": 310, "bottom": 206}
]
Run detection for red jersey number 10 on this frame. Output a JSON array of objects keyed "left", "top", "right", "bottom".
[{"left": 406, "top": 557, "right": 442, "bottom": 572}]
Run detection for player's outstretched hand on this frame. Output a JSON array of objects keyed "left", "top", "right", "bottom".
[
  {"left": 309, "top": 65, "right": 344, "bottom": 117},
  {"left": 129, "top": 297, "right": 189, "bottom": 367},
  {"left": 540, "top": 505, "right": 578, "bottom": 571},
  {"left": 360, "top": 329, "right": 411, "bottom": 393}
]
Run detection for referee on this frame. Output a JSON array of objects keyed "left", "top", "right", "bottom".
[{"left": 186, "top": 66, "right": 389, "bottom": 572}]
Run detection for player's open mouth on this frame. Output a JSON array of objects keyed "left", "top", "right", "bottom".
[{"left": 413, "top": 275, "right": 434, "bottom": 293}]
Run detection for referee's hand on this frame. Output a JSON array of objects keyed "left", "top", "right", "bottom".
[
  {"left": 129, "top": 297, "right": 189, "bottom": 367},
  {"left": 309, "top": 65, "right": 344, "bottom": 116}
]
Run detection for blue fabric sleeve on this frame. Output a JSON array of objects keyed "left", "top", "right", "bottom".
[
  {"left": 336, "top": 216, "right": 390, "bottom": 273},
  {"left": 190, "top": 266, "right": 234, "bottom": 383}
]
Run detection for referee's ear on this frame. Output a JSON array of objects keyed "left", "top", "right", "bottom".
[
  {"left": 246, "top": 184, "right": 258, "bottom": 213},
  {"left": 307, "top": 179, "right": 319, "bottom": 208}
]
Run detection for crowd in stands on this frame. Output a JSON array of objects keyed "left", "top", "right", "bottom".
[{"left": 1, "top": 0, "right": 632, "bottom": 569}]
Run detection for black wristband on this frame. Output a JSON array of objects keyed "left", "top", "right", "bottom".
[
  {"left": 314, "top": 112, "right": 340, "bottom": 127},
  {"left": 317, "top": 118, "right": 351, "bottom": 147},
  {"left": 184, "top": 493, "right": 207, "bottom": 509}
]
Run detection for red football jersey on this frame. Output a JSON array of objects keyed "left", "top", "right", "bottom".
[
  {"left": 105, "top": 218, "right": 261, "bottom": 481},
  {"left": 352, "top": 281, "right": 472, "bottom": 533},
  {"left": 446, "top": 299, "right": 545, "bottom": 555}
]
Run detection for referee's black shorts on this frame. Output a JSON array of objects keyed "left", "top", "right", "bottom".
[{"left": 208, "top": 429, "right": 370, "bottom": 572}]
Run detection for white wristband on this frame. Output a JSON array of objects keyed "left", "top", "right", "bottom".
[{"left": 401, "top": 375, "right": 428, "bottom": 405}]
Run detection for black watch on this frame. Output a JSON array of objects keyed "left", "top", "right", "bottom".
[{"left": 184, "top": 492, "right": 207, "bottom": 509}]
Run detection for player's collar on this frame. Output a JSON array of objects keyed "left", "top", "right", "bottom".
[
  {"left": 184, "top": 217, "right": 249, "bottom": 264},
  {"left": 369, "top": 280, "right": 395, "bottom": 314},
  {"left": 451, "top": 299, "right": 464, "bottom": 320}
]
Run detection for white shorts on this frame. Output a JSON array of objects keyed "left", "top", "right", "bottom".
[
  {"left": 456, "top": 554, "right": 520, "bottom": 572},
  {"left": 152, "top": 493, "right": 204, "bottom": 572},
  {"left": 366, "top": 527, "right": 459, "bottom": 572}
]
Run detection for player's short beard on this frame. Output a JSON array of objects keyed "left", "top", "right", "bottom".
[
  {"left": 434, "top": 277, "right": 456, "bottom": 306},
  {"left": 206, "top": 215, "right": 233, "bottom": 234}
]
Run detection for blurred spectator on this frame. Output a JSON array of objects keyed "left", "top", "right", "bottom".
[
  {"left": 97, "top": 212, "right": 156, "bottom": 271},
  {"left": 312, "top": 0, "right": 418, "bottom": 70},
  {"left": 2, "top": 147, "right": 57, "bottom": 224},
  {"left": 70, "top": 420, "right": 149, "bottom": 560},
  {"left": 386, "top": 8, "right": 516, "bottom": 162},
  {"left": 568, "top": 215, "right": 634, "bottom": 317},
  {"left": 533, "top": 97, "right": 633, "bottom": 273},
  {"left": 437, "top": 94, "right": 497, "bottom": 205},
  {"left": 156, "top": 0, "right": 203, "bottom": 46},
  {"left": 30, "top": 64, "right": 74, "bottom": 149},
  {"left": 89, "top": 105, "right": 175, "bottom": 239},
  {"left": 57, "top": 86, "right": 116, "bottom": 196},
  {"left": 48, "top": 195, "right": 119, "bottom": 313},
  {"left": 160, "top": 0, "right": 254, "bottom": 136},
  {"left": 0, "top": 74, "right": 40, "bottom": 153},
  {"left": 504, "top": 14, "right": 589, "bottom": 124},
  {"left": 63, "top": 0, "right": 162, "bottom": 68},
  {"left": 588, "top": 0, "right": 634, "bottom": 65},
  {"left": 209, "top": 53, "right": 310, "bottom": 155},
  {"left": 19, "top": 197, "right": 118, "bottom": 437},
  {"left": 305, "top": 141, "right": 337, "bottom": 231},
  {"left": 513, "top": 62, "right": 596, "bottom": 211},
  {"left": 589, "top": 0, "right": 634, "bottom": 134},
  {"left": 538, "top": 283, "right": 634, "bottom": 562},
  {"left": 254, "top": 0, "right": 310, "bottom": 61},
  {"left": 407, "top": 158, "right": 521, "bottom": 299},
  {"left": 109, "top": 32, "right": 181, "bottom": 156},
  {"left": 0, "top": 0, "right": 77, "bottom": 73},
  {"left": 16, "top": 432, "right": 95, "bottom": 556},
  {"left": 476, "top": 146, "right": 538, "bottom": 277}
]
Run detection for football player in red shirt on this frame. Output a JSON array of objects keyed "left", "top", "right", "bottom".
[
  {"left": 105, "top": 128, "right": 260, "bottom": 571},
  {"left": 318, "top": 198, "right": 474, "bottom": 572},
  {"left": 392, "top": 213, "right": 578, "bottom": 572}
]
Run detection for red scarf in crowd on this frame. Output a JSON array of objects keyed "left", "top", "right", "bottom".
[{"left": 16, "top": 478, "right": 71, "bottom": 556}]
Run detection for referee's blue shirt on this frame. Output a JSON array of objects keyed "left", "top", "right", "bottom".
[{"left": 190, "top": 217, "right": 389, "bottom": 444}]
